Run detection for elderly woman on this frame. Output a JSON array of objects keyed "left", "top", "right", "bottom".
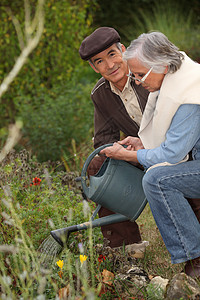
[{"left": 101, "top": 31, "right": 200, "bottom": 278}]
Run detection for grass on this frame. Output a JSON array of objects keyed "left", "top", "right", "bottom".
[
  {"left": 122, "top": 0, "right": 200, "bottom": 63},
  {"left": 0, "top": 148, "right": 198, "bottom": 299}
]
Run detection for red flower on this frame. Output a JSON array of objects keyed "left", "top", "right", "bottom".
[
  {"left": 32, "top": 177, "right": 42, "bottom": 186},
  {"left": 98, "top": 254, "right": 106, "bottom": 263}
]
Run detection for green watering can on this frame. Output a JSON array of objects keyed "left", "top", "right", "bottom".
[{"left": 51, "top": 144, "right": 147, "bottom": 247}]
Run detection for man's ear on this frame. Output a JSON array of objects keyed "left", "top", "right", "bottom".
[
  {"left": 121, "top": 44, "right": 126, "bottom": 53},
  {"left": 89, "top": 62, "right": 100, "bottom": 73}
]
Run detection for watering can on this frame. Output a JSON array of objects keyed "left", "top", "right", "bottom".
[{"left": 51, "top": 144, "right": 147, "bottom": 247}]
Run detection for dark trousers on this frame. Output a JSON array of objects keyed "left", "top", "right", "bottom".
[{"left": 87, "top": 156, "right": 200, "bottom": 248}]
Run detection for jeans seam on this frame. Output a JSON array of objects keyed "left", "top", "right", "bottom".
[{"left": 158, "top": 174, "right": 194, "bottom": 261}]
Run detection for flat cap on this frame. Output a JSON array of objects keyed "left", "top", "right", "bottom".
[{"left": 79, "top": 27, "right": 121, "bottom": 61}]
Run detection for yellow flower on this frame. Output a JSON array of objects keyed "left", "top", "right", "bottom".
[
  {"left": 56, "top": 260, "right": 64, "bottom": 270},
  {"left": 80, "top": 255, "right": 87, "bottom": 266}
]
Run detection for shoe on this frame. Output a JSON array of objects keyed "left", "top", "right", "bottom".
[
  {"left": 125, "top": 241, "right": 149, "bottom": 258},
  {"left": 114, "top": 241, "right": 149, "bottom": 258},
  {"left": 184, "top": 256, "right": 200, "bottom": 279}
]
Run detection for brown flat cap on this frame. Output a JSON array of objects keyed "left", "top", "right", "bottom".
[{"left": 79, "top": 27, "right": 121, "bottom": 61}]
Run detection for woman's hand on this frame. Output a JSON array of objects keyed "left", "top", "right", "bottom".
[
  {"left": 118, "top": 136, "right": 144, "bottom": 151},
  {"left": 100, "top": 141, "right": 138, "bottom": 163},
  {"left": 100, "top": 142, "right": 127, "bottom": 160}
]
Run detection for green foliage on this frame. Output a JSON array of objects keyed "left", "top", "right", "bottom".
[
  {"left": 0, "top": 0, "right": 97, "bottom": 161},
  {"left": 94, "top": 0, "right": 200, "bottom": 49},
  {"left": 0, "top": 150, "right": 103, "bottom": 299},
  {"left": 0, "top": 0, "right": 97, "bottom": 92},
  {"left": 15, "top": 80, "right": 94, "bottom": 162},
  {"left": 121, "top": 0, "right": 200, "bottom": 62},
  {"left": 0, "top": 148, "right": 101, "bottom": 246},
  {"left": 1, "top": 150, "right": 200, "bottom": 298},
  {"left": 93, "top": 0, "right": 154, "bottom": 41}
]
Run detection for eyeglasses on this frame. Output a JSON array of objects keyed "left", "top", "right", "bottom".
[{"left": 127, "top": 67, "right": 153, "bottom": 83}]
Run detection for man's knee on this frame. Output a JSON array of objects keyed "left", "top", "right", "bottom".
[{"left": 87, "top": 156, "right": 106, "bottom": 176}]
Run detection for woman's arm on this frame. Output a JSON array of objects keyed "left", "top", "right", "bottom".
[
  {"left": 100, "top": 104, "right": 200, "bottom": 168},
  {"left": 137, "top": 104, "right": 200, "bottom": 169}
]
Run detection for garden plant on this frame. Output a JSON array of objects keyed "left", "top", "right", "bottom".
[{"left": 1, "top": 0, "right": 200, "bottom": 298}]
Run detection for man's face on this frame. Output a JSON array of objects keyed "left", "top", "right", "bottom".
[
  {"left": 128, "top": 58, "right": 166, "bottom": 92},
  {"left": 90, "top": 44, "right": 128, "bottom": 88}
]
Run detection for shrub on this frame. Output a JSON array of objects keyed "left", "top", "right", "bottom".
[
  {"left": 0, "top": 0, "right": 98, "bottom": 160},
  {"left": 122, "top": 0, "right": 200, "bottom": 62},
  {"left": 0, "top": 149, "right": 103, "bottom": 299},
  {"left": 16, "top": 80, "right": 95, "bottom": 162}
]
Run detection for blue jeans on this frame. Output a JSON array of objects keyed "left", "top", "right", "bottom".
[{"left": 142, "top": 160, "right": 200, "bottom": 264}]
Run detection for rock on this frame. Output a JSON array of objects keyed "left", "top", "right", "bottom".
[
  {"left": 114, "top": 266, "right": 150, "bottom": 298},
  {"left": 165, "top": 272, "right": 200, "bottom": 299},
  {"left": 147, "top": 276, "right": 169, "bottom": 299}
]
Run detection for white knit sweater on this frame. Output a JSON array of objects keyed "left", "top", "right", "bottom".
[{"left": 139, "top": 52, "right": 200, "bottom": 149}]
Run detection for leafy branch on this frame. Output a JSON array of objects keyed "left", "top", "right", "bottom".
[
  {"left": 0, "top": 0, "right": 45, "bottom": 98},
  {"left": 0, "top": 0, "right": 45, "bottom": 161}
]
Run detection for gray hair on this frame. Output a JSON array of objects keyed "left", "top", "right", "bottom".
[{"left": 123, "top": 32, "right": 184, "bottom": 73}]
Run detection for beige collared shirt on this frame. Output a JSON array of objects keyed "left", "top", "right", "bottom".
[{"left": 110, "top": 77, "right": 142, "bottom": 126}]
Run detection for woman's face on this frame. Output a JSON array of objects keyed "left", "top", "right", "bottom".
[{"left": 127, "top": 58, "right": 167, "bottom": 92}]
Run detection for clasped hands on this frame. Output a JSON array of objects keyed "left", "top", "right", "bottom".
[{"left": 100, "top": 136, "right": 144, "bottom": 162}]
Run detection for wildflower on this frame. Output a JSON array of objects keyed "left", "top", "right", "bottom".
[
  {"left": 56, "top": 260, "right": 64, "bottom": 270},
  {"left": 98, "top": 254, "right": 106, "bottom": 263},
  {"left": 80, "top": 255, "right": 87, "bottom": 266},
  {"left": 32, "top": 177, "right": 42, "bottom": 186}
]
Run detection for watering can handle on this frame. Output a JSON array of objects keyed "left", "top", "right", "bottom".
[{"left": 81, "top": 143, "right": 113, "bottom": 197}]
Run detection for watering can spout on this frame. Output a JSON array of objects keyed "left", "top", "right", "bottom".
[
  {"left": 50, "top": 225, "right": 78, "bottom": 247},
  {"left": 50, "top": 230, "right": 64, "bottom": 247},
  {"left": 50, "top": 214, "right": 130, "bottom": 247}
]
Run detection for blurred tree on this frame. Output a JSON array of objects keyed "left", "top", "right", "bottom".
[
  {"left": 0, "top": 0, "right": 97, "bottom": 161},
  {"left": 0, "top": 0, "right": 45, "bottom": 154}
]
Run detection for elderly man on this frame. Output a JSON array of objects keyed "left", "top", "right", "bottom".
[{"left": 79, "top": 27, "right": 149, "bottom": 256}]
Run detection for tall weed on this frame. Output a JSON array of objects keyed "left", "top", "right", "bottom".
[
  {"left": 122, "top": 0, "right": 200, "bottom": 62},
  {"left": 0, "top": 150, "right": 103, "bottom": 299}
]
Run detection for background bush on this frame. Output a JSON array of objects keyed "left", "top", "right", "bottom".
[
  {"left": 0, "top": 0, "right": 98, "bottom": 161},
  {"left": 121, "top": 0, "right": 200, "bottom": 62},
  {"left": 94, "top": 0, "right": 200, "bottom": 62},
  {"left": 17, "top": 81, "right": 94, "bottom": 162},
  {"left": 0, "top": 0, "right": 200, "bottom": 162}
]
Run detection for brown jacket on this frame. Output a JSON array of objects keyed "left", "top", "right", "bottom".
[{"left": 91, "top": 77, "right": 149, "bottom": 149}]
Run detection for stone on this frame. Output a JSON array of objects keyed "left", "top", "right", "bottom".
[
  {"left": 165, "top": 272, "right": 200, "bottom": 300},
  {"left": 114, "top": 266, "right": 150, "bottom": 298},
  {"left": 147, "top": 276, "right": 169, "bottom": 299}
]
